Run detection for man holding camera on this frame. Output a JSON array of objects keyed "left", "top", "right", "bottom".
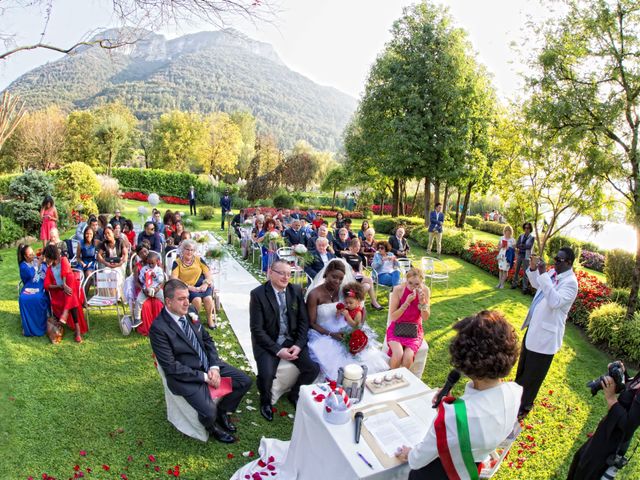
[{"left": 515, "top": 247, "right": 578, "bottom": 418}]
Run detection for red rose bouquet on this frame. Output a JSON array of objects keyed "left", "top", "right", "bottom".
[
  {"left": 341, "top": 328, "right": 368, "bottom": 354},
  {"left": 336, "top": 302, "right": 345, "bottom": 312}
]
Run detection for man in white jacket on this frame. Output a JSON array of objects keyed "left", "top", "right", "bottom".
[{"left": 515, "top": 247, "right": 578, "bottom": 418}]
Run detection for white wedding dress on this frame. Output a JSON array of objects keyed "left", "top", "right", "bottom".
[{"left": 307, "top": 302, "right": 390, "bottom": 381}]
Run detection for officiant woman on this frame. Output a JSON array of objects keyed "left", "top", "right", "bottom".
[{"left": 395, "top": 310, "right": 522, "bottom": 479}]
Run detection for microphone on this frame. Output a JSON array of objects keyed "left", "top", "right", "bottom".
[
  {"left": 354, "top": 411, "right": 364, "bottom": 443},
  {"left": 432, "top": 370, "right": 461, "bottom": 409}
]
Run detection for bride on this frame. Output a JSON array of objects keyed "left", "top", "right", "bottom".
[{"left": 306, "top": 258, "right": 389, "bottom": 380}]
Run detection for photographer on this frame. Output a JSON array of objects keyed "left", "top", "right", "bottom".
[{"left": 567, "top": 364, "right": 640, "bottom": 480}]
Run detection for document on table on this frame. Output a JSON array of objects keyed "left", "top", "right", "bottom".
[
  {"left": 364, "top": 409, "right": 430, "bottom": 457},
  {"left": 398, "top": 395, "right": 437, "bottom": 428}
]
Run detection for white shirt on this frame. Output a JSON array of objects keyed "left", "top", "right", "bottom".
[
  {"left": 524, "top": 268, "right": 578, "bottom": 355},
  {"left": 408, "top": 381, "right": 522, "bottom": 470},
  {"left": 165, "top": 308, "right": 219, "bottom": 381}
]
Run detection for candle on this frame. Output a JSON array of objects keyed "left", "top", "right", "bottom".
[{"left": 344, "top": 364, "right": 363, "bottom": 381}]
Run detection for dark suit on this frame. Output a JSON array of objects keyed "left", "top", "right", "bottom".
[
  {"left": 188, "top": 189, "right": 197, "bottom": 215},
  {"left": 389, "top": 235, "right": 410, "bottom": 257},
  {"left": 283, "top": 227, "right": 306, "bottom": 246},
  {"left": 306, "top": 232, "right": 334, "bottom": 251},
  {"left": 304, "top": 251, "right": 336, "bottom": 280},
  {"left": 150, "top": 306, "right": 251, "bottom": 433},
  {"left": 249, "top": 282, "right": 319, "bottom": 406}
]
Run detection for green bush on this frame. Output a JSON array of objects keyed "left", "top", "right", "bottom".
[
  {"left": 201, "top": 189, "right": 220, "bottom": 207},
  {"left": 546, "top": 234, "right": 582, "bottom": 266},
  {"left": 51, "top": 162, "right": 100, "bottom": 217},
  {"left": 373, "top": 216, "right": 423, "bottom": 235},
  {"left": 233, "top": 197, "right": 251, "bottom": 209},
  {"left": 6, "top": 171, "right": 54, "bottom": 234},
  {"left": 199, "top": 206, "right": 215, "bottom": 220},
  {"left": 110, "top": 168, "right": 209, "bottom": 198},
  {"left": 587, "top": 302, "right": 625, "bottom": 345},
  {"left": 213, "top": 181, "right": 240, "bottom": 197},
  {"left": 0, "top": 215, "right": 25, "bottom": 247},
  {"left": 464, "top": 215, "right": 482, "bottom": 229},
  {"left": 256, "top": 198, "right": 274, "bottom": 207},
  {"left": 273, "top": 193, "right": 295, "bottom": 209},
  {"left": 478, "top": 220, "right": 508, "bottom": 236},
  {"left": 410, "top": 226, "right": 471, "bottom": 256},
  {"left": 95, "top": 175, "right": 122, "bottom": 214},
  {"left": 0, "top": 174, "right": 19, "bottom": 196},
  {"left": 609, "top": 288, "right": 633, "bottom": 307},
  {"left": 610, "top": 313, "right": 640, "bottom": 364},
  {"left": 605, "top": 249, "right": 635, "bottom": 289}
]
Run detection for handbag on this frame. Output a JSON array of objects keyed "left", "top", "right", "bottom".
[{"left": 393, "top": 321, "right": 418, "bottom": 338}]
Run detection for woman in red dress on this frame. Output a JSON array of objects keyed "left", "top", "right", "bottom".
[
  {"left": 43, "top": 244, "right": 87, "bottom": 342},
  {"left": 39, "top": 196, "right": 58, "bottom": 248}
]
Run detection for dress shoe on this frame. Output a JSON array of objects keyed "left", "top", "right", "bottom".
[
  {"left": 211, "top": 424, "right": 236, "bottom": 443},
  {"left": 260, "top": 404, "right": 274, "bottom": 421},
  {"left": 286, "top": 393, "right": 299, "bottom": 407},
  {"left": 372, "top": 303, "right": 384, "bottom": 311},
  {"left": 218, "top": 413, "right": 237, "bottom": 432}
]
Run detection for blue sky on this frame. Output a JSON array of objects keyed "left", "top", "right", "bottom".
[{"left": 0, "top": 0, "right": 543, "bottom": 99}]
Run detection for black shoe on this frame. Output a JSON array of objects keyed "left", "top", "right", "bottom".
[
  {"left": 260, "top": 404, "right": 274, "bottom": 421},
  {"left": 286, "top": 393, "right": 299, "bottom": 407},
  {"left": 510, "top": 284, "right": 518, "bottom": 290},
  {"left": 372, "top": 303, "right": 384, "bottom": 311},
  {"left": 218, "top": 413, "right": 237, "bottom": 432},
  {"left": 521, "top": 288, "right": 529, "bottom": 295},
  {"left": 211, "top": 424, "right": 236, "bottom": 443}
]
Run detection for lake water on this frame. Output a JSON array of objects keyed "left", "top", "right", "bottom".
[{"left": 565, "top": 218, "right": 636, "bottom": 253}]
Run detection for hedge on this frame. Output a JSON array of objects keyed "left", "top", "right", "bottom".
[
  {"left": 610, "top": 313, "right": 640, "bottom": 364},
  {"left": 109, "top": 168, "right": 210, "bottom": 198},
  {"left": 580, "top": 250, "right": 605, "bottom": 272},
  {"left": 605, "top": 249, "right": 635, "bottom": 289},
  {"left": 464, "top": 215, "right": 482, "bottom": 229},
  {"left": 546, "top": 234, "right": 582, "bottom": 265},
  {"left": 410, "top": 226, "right": 472, "bottom": 256},
  {"left": 477, "top": 220, "right": 509, "bottom": 236},
  {"left": 0, "top": 174, "right": 19, "bottom": 196},
  {"left": 372, "top": 216, "right": 424, "bottom": 235}
]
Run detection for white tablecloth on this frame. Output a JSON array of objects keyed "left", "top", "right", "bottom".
[{"left": 279, "top": 367, "right": 436, "bottom": 480}]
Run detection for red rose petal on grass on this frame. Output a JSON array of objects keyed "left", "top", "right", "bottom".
[
  {"left": 154, "top": 466, "right": 160, "bottom": 472},
  {"left": 280, "top": 411, "right": 287, "bottom": 417},
  {"left": 79, "top": 451, "right": 87, "bottom": 457},
  {"left": 587, "top": 432, "right": 594, "bottom": 438},
  {"left": 167, "top": 469, "right": 174, "bottom": 475},
  {"left": 121, "top": 475, "right": 128, "bottom": 480},
  {"left": 28, "top": 477, "right": 34, "bottom": 480},
  {"left": 227, "top": 453, "right": 234, "bottom": 459},
  {"left": 148, "top": 455, "right": 156, "bottom": 462},
  {"left": 85, "top": 469, "right": 91, "bottom": 474},
  {"left": 173, "top": 467, "right": 180, "bottom": 477},
  {"left": 73, "top": 466, "right": 80, "bottom": 472},
  {"left": 271, "top": 407, "right": 277, "bottom": 413},
  {"left": 102, "top": 465, "right": 110, "bottom": 471},
  {"left": 249, "top": 451, "right": 255, "bottom": 457},
  {"left": 127, "top": 455, "right": 133, "bottom": 462},
  {"left": 548, "top": 389, "right": 554, "bottom": 395}
]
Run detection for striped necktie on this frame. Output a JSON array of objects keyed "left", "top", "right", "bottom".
[
  {"left": 521, "top": 271, "right": 558, "bottom": 330},
  {"left": 178, "top": 316, "right": 209, "bottom": 371}
]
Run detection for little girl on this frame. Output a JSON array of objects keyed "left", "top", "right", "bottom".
[
  {"left": 496, "top": 225, "right": 516, "bottom": 289},
  {"left": 134, "top": 251, "right": 165, "bottom": 324},
  {"left": 338, "top": 282, "right": 365, "bottom": 328}
]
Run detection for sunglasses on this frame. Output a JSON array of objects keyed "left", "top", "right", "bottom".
[{"left": 553, "top": 256, "right": 567, "bottom": 263}]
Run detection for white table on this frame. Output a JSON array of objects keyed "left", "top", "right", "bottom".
[{"left": 280, "top": 367, "right": 437, "bottom": 480}]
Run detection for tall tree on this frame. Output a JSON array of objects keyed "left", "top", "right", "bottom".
[
  {"left": 204, "top": 112, "right": 242, "bottom": 177},
  {"left": 230, "top": 110, "right": 256, "bottom": 178},
  {"left": 321, "top": 166, "right": 348, "bottom": 209},
  {"left": 527, "top": 0, "right": 640, "bottom": 317},
  {"left": 64, "top": 110, "right": 101, "bottom": 167},
  {"left": 149, "top": 110, "right": 208, "bottom": 171}
]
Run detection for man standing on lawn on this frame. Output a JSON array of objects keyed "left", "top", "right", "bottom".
[
  {"left": 220, "top": 190, "right": 232, "bottom": 231},
  {"left": 515, "top": 247, "right": 578, "bottom": 419},
  {"left": 188, "top": 186, "right": 197, "bottom": 216},
  {"left": 427, "top": 202, "right": 444, "bottom": 257}
]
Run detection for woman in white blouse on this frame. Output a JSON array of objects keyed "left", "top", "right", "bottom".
[{"left": 395, "top": 310, "right": 522, "bottom": 479}]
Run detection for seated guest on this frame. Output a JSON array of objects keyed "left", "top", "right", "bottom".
[
  {"left": 358, "top": 221, "right": 371, "bottom": 241},
  {"left": 48, "top": 227, "right": 68, "bottom": 258},
  {"left": 252, "top": 218, "right": 265, "bottom": 244},
  {"left": 174, "top": 211, "right": 182, "bottom": 223},
  {"left": 395, "top": 311, "right": 521, "bottom": 479},
  {"left": 77, "top": 226, "right": 97, "bottom": 274},
  {"left": 299, "top": 217, "right": 312, "bottom": 236},
  {"left": 389, "top": 227, "right": 410, "bottom": 258},
  {"left": 95, "top": 214, "right": 109, "bottom": 243},
  {"left": 163, "top": 210, "right": 176, "bottom": 238},
  {"left": 231, "top": 209, "right": 247, "bottom": 238},
  {"left": 372, "top": 241, "right": 401, "bottom": 287},
  {"left": 97, "top": 225, "right": 128, "bottom": 271},
  {"left": 341, "top": 238, "right": 382, "bottom": 310},
  {"left": 171, "top": 239, "right": 216, "bottom": 329},
  {"left": 307, "top": 225, "right": 334, "bottom": 253},
  {"left": 137, "top": 221, "right": 163, "bottom": 253},
  {"left": 387, "top": 268, "right": 430, "bottom": 368},
  {"left": 290, "top": 208, "right": 302, "bottom": 220},
  {"left": 274, "top": 217, "right": 285, "bottom": 233},
  {"left": 75, "top": 215, "right": 98, "bottom": 244},
  {"left": 249, "top": 259, "right": 320, "bottom": 420},
  {"left": 343, "top": 218, "right": 356, "bottom": 238},
  {"left": 332, "top": 228, "right": 351, "bottom": 257},
  {"left": 152, "top": 210, "right": 165, "bottom": 238},
  {"left": 134, "top": 251, "right": 165, "bottom": 326},
  {"left": 43, "top": 244, "right": 87, "bottom": 343},
  {"left": 172, "top": 221, "right": 185, "bottom": 245},
  {"left": 330, "top": 211, "right": 345, "bottom": 232},
  {"left": 282, "top": 209, "right": 293, "bottom": 226},
  {"left": 109, "top": 209, "right": 126, "bottom": 228},
  {"left": 123, "top": 219, "right": 136, "bottom": 248},
  {"left": 305, "top": 209, "right": 316, "bottom": 222},
  {"left": 311, "top": 212, "right": 324, "bottom": 230},
  {"left": 17, "top": 244, "right": 50, "bottom": 337},
  {"left": 124, "top": 244, "right": 149, "bottom": 328},
  {"left": 361, "top": 228, "right": 377, "bottom": 266},
  {"left": 284, "top": 219, "right": 307, "bottom": 246},
  {"left": 149, "top": 279, "right": 252, "bottom": 443},
  {"left": 305, "top": 237, "right": 335, "bottom": 280},
  {"left": 113, "top": 222, "right": 131, "bottom": 251}
]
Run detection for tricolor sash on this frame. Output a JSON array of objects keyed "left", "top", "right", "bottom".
[{"left": 434, "top": 396, "right": 479, "bottom": 480}]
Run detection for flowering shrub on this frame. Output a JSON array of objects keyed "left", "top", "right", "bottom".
[
  {"left": 580, "top": 250, "right": 605, "bottom": 272},
  {"left": 371, "top": 204, "right": 392, "bottom": 215},
  {"left": 569, "top": 270, "right": 611, "bottom": 327},
  {"left": 460, "top": 241, "right": 516, "bottom": 279},
  {"left": 122, "top": 191, "right": 189, "bottom": 205}
]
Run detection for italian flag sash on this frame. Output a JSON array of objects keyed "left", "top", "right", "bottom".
[{"left": 434, "top": 397, "right": 479, "bottom": 480}]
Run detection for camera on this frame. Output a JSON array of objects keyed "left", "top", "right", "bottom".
[{"left": 586, "top": 361, "right": 625, "bottom": 396}]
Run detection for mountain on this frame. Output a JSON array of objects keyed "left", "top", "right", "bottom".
[{"left": 5, "top": 28, "right": 357, "bottom": 151}]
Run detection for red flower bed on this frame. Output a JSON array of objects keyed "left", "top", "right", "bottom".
[
  {"left": 372, "top": 204, "right": 393, "bottom": 215},
  {"left": 122, "top": 191, "right": 189, "bottom": 205},
  {"left": 460, "top": 241, "right": 517, "bottom": 279}
]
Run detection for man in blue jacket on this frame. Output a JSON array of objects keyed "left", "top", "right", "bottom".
[
  {"left": 220, "top": 191, "right": 232, "bottom": 231},
  {"left": 427, "top": 203, "right": 444, "bottom": 256}
]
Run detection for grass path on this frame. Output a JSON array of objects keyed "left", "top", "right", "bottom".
[{"left": 1, "top": 203, "right": 637, "bottom": 479}]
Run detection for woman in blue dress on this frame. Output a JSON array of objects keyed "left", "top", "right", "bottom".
[
  {"left": 76, "top": 226, "right": 97, "bottom": 274},
  {"left": 18, "top": 244, "right": 50, "bottom": 336}
]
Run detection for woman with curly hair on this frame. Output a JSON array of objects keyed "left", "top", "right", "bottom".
[{"left": 396, "top": 310, "right": 522, "bottom": 479}]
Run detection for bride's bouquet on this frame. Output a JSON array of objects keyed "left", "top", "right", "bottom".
[{"left": 340, "top": 327, "right": 369, "bottom": 355}]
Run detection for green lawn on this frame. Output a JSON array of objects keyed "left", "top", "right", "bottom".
[{"left": 1, "top": 204, "right": 637, "bottom": 479}]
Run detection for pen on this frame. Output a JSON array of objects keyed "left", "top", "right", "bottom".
[{"left": 357, "top": 451, "right": 374, "bottom": 469}]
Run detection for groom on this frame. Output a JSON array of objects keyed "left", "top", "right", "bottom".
[{"left": 250, "top": 259, "right": 320, "bottom": 421}]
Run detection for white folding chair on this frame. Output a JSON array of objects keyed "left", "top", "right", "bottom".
[
  {"left": 82, "top": 268, "right": 126, "bottom": 323},
  {"left": 421, "top": 256, "right": 449, "bottom": 290},
  {"left": 251, "top": 240, "right": 262, "bottom": 264},
  {"left": 277, "top": 246, "right": 295, "bottom": 263},
  {"left": 165, "top": 249, "right": 179, "bottom": 278}
]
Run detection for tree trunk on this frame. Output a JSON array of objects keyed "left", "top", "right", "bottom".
[
  {"left": 408, "top": 178, "right": 423, "bottom": 217},
  {"left": 627, "top": 209, "right": 640, "bottom": 319},
  {"left": 108, "top": 149, "right": 113, "bottom": 176},
  {"left": 443, "top": 183, "right": 450, "bottom": 214},
  {"left": 400, "top": 180, "right": 407, "bottom": 216},
  {"left": 460, "top": 181, "right": 474, "bottom": 227},
  {"left": 331, "top": 186, "right": 336, "bottom": 209},
  {"left": 424, "top": 176, "right": 431, "bottom": 227},
  {"left": 434, "top": 180, "right": 441, "bottom": 206},
  {"left": 392, "top": 178, "right": 400, "bottom": 217},
  {"left": 455, "top": 189, "right": 461, "bottom": 227}
]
